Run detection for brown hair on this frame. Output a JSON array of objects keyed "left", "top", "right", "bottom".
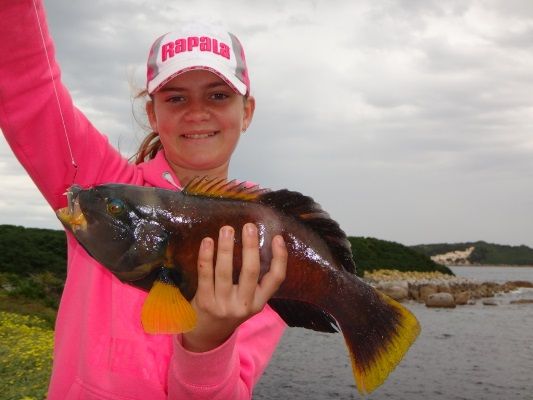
[
  {"left": 132, "top": 131, "right": 162, "bottom": 164},
  {"left": 130, "top": 89, "right": 161, "bottom": 165}
]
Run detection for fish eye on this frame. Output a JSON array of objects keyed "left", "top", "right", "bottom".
[{"left": 106, "top": 198, "right": 125, "bottom": 216}]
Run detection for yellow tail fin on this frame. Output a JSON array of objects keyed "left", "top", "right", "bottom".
[
  {"left": 346, "top": 292, "right": 420, "bottom": 394},
  {"left": 141, "top": 277, "right": 197, "bottom": 334}
]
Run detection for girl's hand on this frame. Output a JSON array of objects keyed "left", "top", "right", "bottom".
[{"left": 182, "top": 223, "right": 287, "bottom": 353}]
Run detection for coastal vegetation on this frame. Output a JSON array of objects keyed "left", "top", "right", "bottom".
[
  {"left": 349, "top": 236, "right": 452, "bottom": 275},
  {"left": 411, "top": 241, "right": 533, "bottom": 266},
  {"left": 0, "top": 225, "right": 65, "bottom": 327},
  {"left": 0, "top": 225, "right": 63, "bottom": 399}
]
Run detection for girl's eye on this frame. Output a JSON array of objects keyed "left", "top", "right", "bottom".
[
  {"left": 167, "top": 96, "right": 185, "bottom": 103},
  {"left": 210, "top": 92, "right": 229, "bottom": 101},
  {"left": 106, "top": 198, "right": 125, "bottom": 215}
]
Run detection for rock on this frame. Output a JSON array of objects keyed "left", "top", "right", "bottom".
[
  {"left": 364, "top": 270, "right": 530, "bottom": 306},
  {"left": 506, "top": 280, "right": 533, "bottom": 289},
  {"left": 482, "top": 299, "right": 498, "bottom": 306},
  {"left": 510, "top": 299, "right": 533, "bottom": 304},
  {"left": 426, "top": 293, "right": 456, "bottom": 308},
  {"left": 419, "top": 284, "right": 438, "bottom": 302},
  {"left": 376, "top": 282, "right": 409, "bottom": 302},
  {"left": 476, "top": 284, "right": 495, "bottom": 298},
  {"left": 454, "top": 291, "right": 470, "bottom": 305},
  {"left": 437, "top": 282, "right": 451, "bottom": 293},
  {"left": 408, "top": 284, "right": 420, "bottom": 302}
]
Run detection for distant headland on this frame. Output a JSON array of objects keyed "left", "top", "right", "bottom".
[{"left": 410, "top": 241, "right": 533, "bottom": 267}]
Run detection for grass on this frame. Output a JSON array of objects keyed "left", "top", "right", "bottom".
[{"left": 0, "top": 310, "right": 53, "bottom": 400}]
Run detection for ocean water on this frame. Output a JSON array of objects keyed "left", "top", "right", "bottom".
[
  {"left": 253, "top": 267, "right": 533, "bottom": 400},
  {"left": 449, "top": 265, "right": 533, "bottom": 283}
]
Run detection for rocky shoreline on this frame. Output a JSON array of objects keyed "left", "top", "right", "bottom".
[{"left": 363, "top": 270, "right": 533, "bottom": 308}]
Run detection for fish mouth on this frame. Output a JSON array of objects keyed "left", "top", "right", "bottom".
[{"left": 56, "top": 185, "right": 87, "bottom": 232}]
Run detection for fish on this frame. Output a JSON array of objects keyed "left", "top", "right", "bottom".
[{"left": 56, "top": 177, "right": 420, "bottom": 394}]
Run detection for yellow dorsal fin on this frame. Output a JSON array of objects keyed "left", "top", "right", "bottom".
[
  {"left": 182, "top": 176, "right": 268, "bottom": 202},
  {"left": 141, "top": 268, "right": 197, "bottom": 334}
]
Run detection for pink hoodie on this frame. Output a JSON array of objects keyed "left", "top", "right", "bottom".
[{"left": 0, "top": 1, "right": 286, "bottom": 399}]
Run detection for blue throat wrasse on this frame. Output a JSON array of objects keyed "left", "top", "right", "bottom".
[{"left": 56, "top": 177, "right": 420, "bottom": 394}]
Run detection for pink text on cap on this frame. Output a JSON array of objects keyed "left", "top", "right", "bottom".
[{"left": 161, "top": 37, "right": 231, "bottom": 62}]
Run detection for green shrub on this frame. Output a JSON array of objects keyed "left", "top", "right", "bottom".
[
  {"left": 8, "top": 272, "right": 64, "bottom": 309},
  {"left": 0, "top": 225, "right": 67, "bottom": 277},
  {"left": 348, "top": 236, "right": 452, "bottom": 276}
]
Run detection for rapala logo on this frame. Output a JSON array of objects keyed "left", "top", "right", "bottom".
[{"left": 161, "top": 36, "right": 231, "bottom": 61}]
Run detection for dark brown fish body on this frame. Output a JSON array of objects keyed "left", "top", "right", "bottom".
[
  {"left": 163, "top": 194, "right": 344, "bottom": 299},
  {"left": 57, "top": 178, "right": 420, "bottom": 394}
]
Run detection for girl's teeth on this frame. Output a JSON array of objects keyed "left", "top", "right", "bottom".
[{"left": 184, "top": 132, "right": 215, "bottom": 139}]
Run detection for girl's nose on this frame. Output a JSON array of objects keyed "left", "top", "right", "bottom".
[{"left": 184, "top": 100, "right": 210, "bottom": 122}]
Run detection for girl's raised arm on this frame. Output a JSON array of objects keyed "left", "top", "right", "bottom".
[{"left": 0, "top": 0, "right": 131, "bottom": 210}]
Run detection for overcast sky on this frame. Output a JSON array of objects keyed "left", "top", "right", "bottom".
[{"left": 1, "top": 0, "right": 532, "bottom": 248}]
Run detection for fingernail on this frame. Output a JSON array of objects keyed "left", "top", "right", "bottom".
[
  {"left": 221, "top": 226, "right": 234, "bottom": 238},
  {"left": 201, "top": 238, "right": 213, "bottom": 249},
  {"left": 275, "top": 235, "right": 285, "bottom": 247},
  {"left": 245, "top": 223, "right": 256, "bottom": 236}
]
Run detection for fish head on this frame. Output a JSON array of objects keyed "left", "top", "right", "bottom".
[{"left": 56, "top": 184, "right": 169, "bottom": 282}]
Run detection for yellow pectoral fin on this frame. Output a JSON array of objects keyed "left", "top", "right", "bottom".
[{"left": 141, "top": 280, "right": 197, "bottom": 334}]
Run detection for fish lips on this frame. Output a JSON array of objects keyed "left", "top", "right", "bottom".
[{"left": 57, "top": 185, "right": 87, "bottom": 232}]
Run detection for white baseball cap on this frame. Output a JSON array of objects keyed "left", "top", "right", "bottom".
[{"left": 146, "top": 23, "right": 250, "bottom": 95}]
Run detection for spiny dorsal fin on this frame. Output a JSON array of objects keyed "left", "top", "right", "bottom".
[
  {"left": 182, "top": 176, "right": 269, "bottom": 201},
  {"left": 183, "top": 177, "right": 356, "bottom": 274},
  {"left": 258, "top": 189, "right": 356, "bottom": 274}
]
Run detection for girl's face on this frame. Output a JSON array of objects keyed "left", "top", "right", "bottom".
[{"left": 146, "top": 69, "right": 255, "bottom": 183}]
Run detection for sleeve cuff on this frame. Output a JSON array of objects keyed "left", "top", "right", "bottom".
[{"left": 171, "top": 331, "right": 239, "bottom": 387}]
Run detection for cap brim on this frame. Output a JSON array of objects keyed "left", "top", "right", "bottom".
[{"left": 148, "top": 59, "right": 247, "bottom": 95}]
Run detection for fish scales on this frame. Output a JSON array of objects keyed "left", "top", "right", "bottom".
[{"left": 154, "top": 186, "right": 342, "bottom": 304}]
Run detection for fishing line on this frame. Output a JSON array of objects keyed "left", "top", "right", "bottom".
[{"left": 31, "top": 0, "right": 79, "bottom": 181}]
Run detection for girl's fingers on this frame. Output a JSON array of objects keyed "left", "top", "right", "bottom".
[
  {"left": 195, "top": 237, "right": 215, "bottom": 303},
  {"left": 255, "top": 235, "right": 287, "bottom": 306},
  {"left": 195, "top": 226, "right": 287, "bottom": 325},
  {"left": 237, "top": 223, "right": 261, "bottom": 301},
  {"left": 214, "top": 226, "right": 235, "bottom": 300}
]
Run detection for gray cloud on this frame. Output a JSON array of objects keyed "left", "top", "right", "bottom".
[{"left": 1, "top": 0, "right": 532, "bottom": 248}]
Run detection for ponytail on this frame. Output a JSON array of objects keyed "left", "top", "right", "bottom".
[
  {"left": 132, "top": 131, "right": 162, "bottom": 164},
  {"left": 130, "top": 89, "right": 161, "bottom": 164}
]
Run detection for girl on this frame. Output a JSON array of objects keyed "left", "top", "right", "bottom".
[{"left": 0, "top": 1, "right": 288, "bottom": 399}]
